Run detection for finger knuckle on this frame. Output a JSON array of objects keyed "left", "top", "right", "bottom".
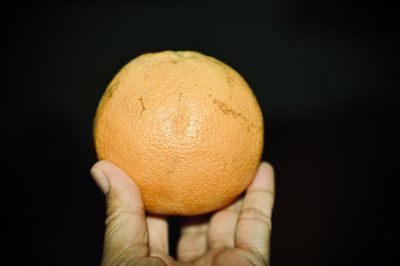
[
  {"left": 103, "top": 244, "right": 149, "bottom": 266},
  {"left": 240, "top": 207, "right": 272, "bottom": 229},
  {"left": 248, "top": 188, "right": 275, "bottom": 201},
  {"left": 105, "top": 205, "right": 145, "bottom": 226}
]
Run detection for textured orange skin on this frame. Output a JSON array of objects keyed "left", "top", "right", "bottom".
[{"left": 94, "top": 51, "right": 264, "bottom": 215}]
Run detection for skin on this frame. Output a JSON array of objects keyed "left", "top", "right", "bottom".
[{"left": 90, "top": 161, "right": 275, "bottom": 266}]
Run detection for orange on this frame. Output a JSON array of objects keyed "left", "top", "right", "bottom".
[{"left": 94, "top": 51, "right": 263, "bottom": 215}]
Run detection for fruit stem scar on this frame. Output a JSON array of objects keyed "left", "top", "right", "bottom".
[{"left": 139, "top": 96, "right": 146, "bottom": 117}]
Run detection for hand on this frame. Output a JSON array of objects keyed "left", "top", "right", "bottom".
[{"left": 90, "top": 161, "right": 275, "bottom": 266}]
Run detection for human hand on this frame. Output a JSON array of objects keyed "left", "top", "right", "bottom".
[{"left": 90, "top": 161, "right": 275, "bottom": 265}]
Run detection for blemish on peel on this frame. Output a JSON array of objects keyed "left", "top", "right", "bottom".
[
  {"left": 138, "top": 96, "right": 146, "bottom": 117},
  {"left": 177, "top": 92, "right": 183, "bottom": 129},
  {"left": 213, "top": 99, "right": 242, "bottom": 119},
  {"left": 212, "top": 98, "right": 259, "bottom": 131},
  {"left": 227, "top": 76, "right": 235, "bottom": 87},
  {"left": 104, "top": 80, "right": 120, "bottom": 99}
]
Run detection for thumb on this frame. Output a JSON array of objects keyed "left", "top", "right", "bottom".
[{"left": 90, "top": 160, "right": 149, "bottom": 265}]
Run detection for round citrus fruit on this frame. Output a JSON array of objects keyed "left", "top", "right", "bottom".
[{"left": 94, "top": 51, "right": 263, "bottom": 215}]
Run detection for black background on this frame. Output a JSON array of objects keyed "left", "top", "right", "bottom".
[{"left": 2, "top": 1, "right": 399, "bottom": 265}]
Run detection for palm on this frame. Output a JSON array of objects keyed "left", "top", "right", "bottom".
[
  {"left": 144, "top": 163, "right": 274, "bottom": 266},
  {"left": 176, "top": 195, "right": 272, "bottom": 266},
  {"left": 92, "top": 161, "right": 274, "bottom": 266}
]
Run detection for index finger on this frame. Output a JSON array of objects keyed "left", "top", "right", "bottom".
[{"left": 235, "top": 162, "right": 275, "bottom": 259}]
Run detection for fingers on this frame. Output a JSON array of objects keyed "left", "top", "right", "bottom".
[
  {"left": 207, "top": 197, "right": 243, "bottom": 249},
  {"left": 177, "top": 216, "right": 209, "bottom": 262},
  {"left": 147, "top": 215, "right": 175, "bottom": 265},
  {"left": 235, "top": 162, "right": 275, "bottom": 260},
  {"left": 90, "top": 160, "right": 149, "bottom": 265},
  {"left": 147, "top": 215, "right": 169, "bottom": 255}
]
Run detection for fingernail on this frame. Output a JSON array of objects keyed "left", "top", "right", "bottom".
[{"left": 90, "top": 168, "right": 110, "bottom": 194}]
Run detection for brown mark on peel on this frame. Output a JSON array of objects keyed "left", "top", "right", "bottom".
[
  {"left": 213, "top": 99, "right": 259, "bottom": 132},
  {"left": 177, "top": 92, "right": 183, "bottom": 129},
  {"left": 138, "top": 96, "right": 146, "bottom": 117},
  {"left": 213, "top": 99, "right": 244, "bottom": 120},
  {"left": 103, "top": 65, "right": 129, "bottom": 100},
  {"left": 104, "top": 80, "right": 120, "bottom": 99},
  {"left": 227, "top": 76, "right": 235, "bottom": 87}
]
